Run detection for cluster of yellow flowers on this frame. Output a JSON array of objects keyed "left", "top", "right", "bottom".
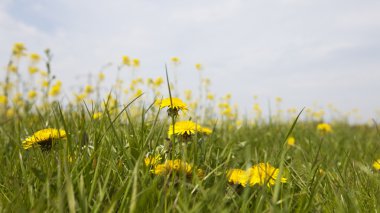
[{"left": 227, "top": 163, "right": 287, "bottom": 187}]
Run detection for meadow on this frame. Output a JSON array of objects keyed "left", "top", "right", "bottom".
[{"left": 0, "top": 43, "right": 379, "bottom": 212}]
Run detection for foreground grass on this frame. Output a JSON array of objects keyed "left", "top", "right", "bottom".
[{"left": 0, "top": 102, "right": 379, "bottom": 212}]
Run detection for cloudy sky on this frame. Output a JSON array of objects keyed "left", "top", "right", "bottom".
[{"left": 1, "top": 0, "right": 380, "bottom": 122}]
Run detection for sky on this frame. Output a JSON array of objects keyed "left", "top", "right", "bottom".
[{"left": 1, "top": 0, "right": 380, "bottom": 122}]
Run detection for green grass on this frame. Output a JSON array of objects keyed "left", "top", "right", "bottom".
[{"left": 0, "top": 100, "right": 379, "bottom": 212}]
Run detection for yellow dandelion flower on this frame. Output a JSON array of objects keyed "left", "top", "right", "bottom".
[
  {"left": 247, "top": 163, "right": 287, "bottom": 187},
  {"left": 98, "top": 72, "right": 105, "bottom": 81},
  {"left": 317, "top": 123, "right": 332, "bottom": 133},
  {"left": 195, "top": 63, "right": 202, "bottom": 71},
  {"left": 8, "top": 65, "right": 18, "bottom": 73},
  {"left": 156, "top": 97, "right": 188, "bottom": 116},
  {"left": 28, "top": 90, "right": 37, "bottom": 99},
  {"left": 122, "top": 55, "right": 131, "bottom": 66},
  {"left": 207, "top": 93, "right": 214, "bottom": 100},
  {"left": 22, "top": 128, "right": 67, "bottom": 150},
  {"left": 132, "top": 58, "right": 140, "bottom": 68},
  {"left": 168, "top": 120, "right": 212, "bottom": 139},
  {"left": 0, "top": 95, "right": 8, "bottom": 105},
  {"left": 93, "top": 112, "right": 102, "bottom": 120},
  {"left": 85, "top": 85, "right": 94, "bottom": 94},
  {"left": 40, "top": 70, "right": 49, "bottom": 77},
  {"left": 373, "top": 159, "right": 380, "bottom": 171},
  {"left": 41, "top": 80, "right": 49, "bottom": 87},
  {"left": 171, "top": 57, "right": 180, "bottom": 64},
  {"left": 153, "top": 159, "right": 193, "bottom": 176},
  {"left": 49, "top": 84, "right": 61, "bottom": 97},
  {"left": 144, "top": 154, "right": 162, "bottom": 166},
  {"left": 28, "top": 66, "right": 39, "bottom": 74},
  {"left": 29, "top": 53, "right": 41, "bottom": 62},
  {"left": 227, "top": 169, "right": 249, "bottom": 186},
  {"left": 12, "top": 42, "right": 26, "bottom": 57},
  {"left": 154, "top": 77, "right": 163, "bottom": 87},
  {"left": 6, "top": 108, "right": 15, "bottom": 118},
  {"left": 287, "top": 136, "right": 295, "bottom": 146}
]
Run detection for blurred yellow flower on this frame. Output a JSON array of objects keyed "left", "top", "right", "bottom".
[
  {"left": 8, "top": 65, "right": 18, "bottom": 73},
  {"left": 28, "top": 66, "right": 39, "bottom": 74},
  {"left": 153, "top": 159, "right": 192, "bottom": 176},
  {"left": 227, "top": 169, "right": 249, "bottom": 186},
  {"left": 29, "top": 53, "right": 41, "bottom": 62},
  {"left": 122, "top": 56, "right": 131, "bottom": 66},
  {"left": 144, "top": 154, "right": 162, "bottom": 166},
  {"left": 317, "top": 123, "right": 332, "bottom": 133},
  {"left": 195, "top": 63, "right": 202, "bottom": 71},
  {"left": 6, "top": 108, "right": 15, "bottom": 118},
  {"left": 28, "top": 90, "right": 37, "bottom": 99},
  {"left": 85, "top": 85, "right": 94, "bottom": 94},
  {"left": 227, "top": 163, "right": 286, "bottom": 187},
  {"left": 275, "top": 97, "right": 283, "bottom": 103},
  {"left": 98, "top": 72, "right": 105, "bottom": 81},
  {"left": 93, "top": 112, "right": 102, "bottom": 120},
  {"left": 12, "top": 42, "right": 26, "bottom": 57},
  {"left": 132, "top": 58, "right": 140, "bottom": 68},
  {"left": 22, "top": 128, "right": 67, "bottom": 150},
  {"left": 207, "top": 93, "right": 214, "bottom": 100},
  {"left": 41, "top": 80, "right": 49, "bottom": 87},
  {"left": 49, "top": 83, "right": 61, "bottom": 97},
  {"left": 373, "top": 159, "right": 380, "bottom": 171},
  {"left": 171, "top": 57, "right": 180, "bottom": 64},
  {"left": 154, "top": 77, "right": 163, "bottom": 87},
  {"left": 247, "top": 163, "right": 287, "bottom": 187},
  {"left": 0, "top": 95, "right": 8, "bottom": 105},
  {"left": 287, "top": 136, "right": 295, "bottom": 146}
]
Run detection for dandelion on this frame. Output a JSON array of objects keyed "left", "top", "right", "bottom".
[
  {"left": 12, "top": 42, "right": 26, "bottom": 57},
  {"left": 93, "top": 112, "right": 102, "bottom": 120},
  {"left": 317, "top": 123, "right": 332, "bottom": 133},
  {"left": 85, "top": 85, "right": 94, "bottom": 94},
  {"left": 287, "top": 136, "right": 295, "bottom": 146},
  {"left": 8, "top": 65, "right": 18, "bottom": 73},
  {"left": 98, "top": 72, "right": 105, "bottom": 81},
  {"left": 22, "top": 128, "right": 67, "bottom": 150},
  {"left": 154, "top": 77, "right": 163, "bottom": 87},
  {"left": 247, "top": 163, "right": 287, "bottom": 187},
  {"left": 28, "top": 66, "right": 39, "bottom": 74},
  {"left": 6, "top": 108, "right": 15, "bottom": 118},
  {"left": 132, "top": 58, "right": 140, "bottom": 68},
  {"left": 227, "top": 169, "right": 249, "bottom": 186},
  {"left": 28, "top": 90, "right": 37, "bottom": 100},
  {"left": 29, "top": 53, "right": 41, "bottom": 62},
  {"left": 227, "top": 163, "right": 286, "bottom": 188},
  {"left": 207, "top": 93, "right": 214, "bottom": 100},
  {"left": 0, "top": 95, "right": 8, "bottom": 105},
  {"left": 168, "top": 120, "right": 212, "bottom": 139},
  {"left": 195, "top": 63, "right": 202, "bottom": 71},
  {"left": 144, "top": 154, "right": 162, "bottom": 166},
  {"left": 122, "top": 56, "right": 131, "bottom": 66},
  {"left": 156, "top": 97, "right": 188, "bottom": 117},
  {"left": 171, "top": 57, "right": 180, "bottom": 64},
  {"left": 49, "top": 84, "right": 61, "bottom": 97},
  {"left": 373, "top": 159, "right": 380, "bottom": 171},
  {"left": 153, "top": 159, "right": 193, "bottom": 176}
]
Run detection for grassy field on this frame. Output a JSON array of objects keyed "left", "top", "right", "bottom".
[{"left": 0, "top": 44, "right": 380, "bottom": 212}]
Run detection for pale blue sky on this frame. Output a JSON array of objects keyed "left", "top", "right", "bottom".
[{"left": 1, "top": 0, "right": 380, "bottom": 122}]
